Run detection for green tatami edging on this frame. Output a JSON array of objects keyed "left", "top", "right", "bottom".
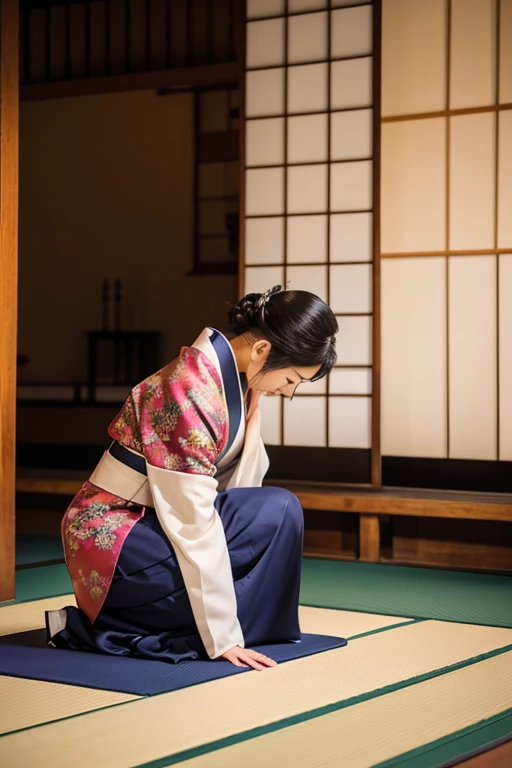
[{"left": 300, "top": 559, "right": 512, "bottom": 628}]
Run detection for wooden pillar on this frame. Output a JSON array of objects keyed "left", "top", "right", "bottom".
[
  {"left": 359, "top": 514, "right": 381, "bottom": 562},
  {"left": 0, "top": 0, "right": 19, "bottom": 602}
]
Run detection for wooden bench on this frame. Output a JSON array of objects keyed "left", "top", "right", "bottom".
[{"left": 15, "top": 472, "right": 512, "bottom": 567}]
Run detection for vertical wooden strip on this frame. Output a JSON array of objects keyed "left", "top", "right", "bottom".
[
  {"left": 371, "top": 0, "right": 382, "bottom": 487},
  {"left": 446, "top": 0, "right": 451, "bottom": 457},
  {"left": 0, "top": 0, "right": 19, "bottom": 603},
  {"left": 495, "top": 0, "right": 501, "bottom": 460},
  {"left": 238, "top": 0, "right": 247, "bottom": 297},
  {"left": 359, "top": 514, "right": 380, "bottom": 561}
]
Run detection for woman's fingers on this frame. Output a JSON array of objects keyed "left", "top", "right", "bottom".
[{"left": 221, "top": 646, "right": 278, "bottom": 670}]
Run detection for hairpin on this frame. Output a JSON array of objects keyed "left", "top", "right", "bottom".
[{"left": 256, "top": 285, "right": 282, "bottom": 311}]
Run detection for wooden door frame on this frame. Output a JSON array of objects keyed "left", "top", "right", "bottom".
[{"left": 0, "top": 0, "right": 19, "bottom": 603}]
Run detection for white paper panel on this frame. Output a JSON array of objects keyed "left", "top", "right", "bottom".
[
  {"left": 259, "top": 395, "right": 282, "bottom": 446},
  {"left": 289, "top": 0, "right": 327, "bottom": 11},
  {"left": 330, "top": 213, "right": 372, "bottom": 262},
  {"left": 330, "top": 161, "right": 372, "bottom": 212},
  {"left": 245, "top": 266, "right": 285, "bottom": 295},
  {"left": 501, "top": 0, "right": 512, "bottom": 102},
  {"left": 330, "top": 369, "right": 372, "bottom": 395},
  {"left": 287, "top": 165, "right": 328, "bottom": 213},
  {"left": 288, "top": 114, "right": 328, "bottom": 163},
  {"left": 287, "top": 215, "right": 328, "bottom": 263},
  {"left": 246, "top": 168, "right": 284, "bottom": 215},
  {"left": 288, "top": 63, "right": 328, "bottom": 113},
  {"left": 450, "top": 0, "right": 496, "bottom": 109},
  {"left": 286, "top": 265, "right": 328, "bottom": 302},
  {"left": 499, "top": 254, "right": 512, "bottom": 460},
  {"left": 331, "top": 5, "right": 373, "bottom": 59},
  {"left": 498, "top": 111, "right": 512, "bottom": 249},
  {"left": 247, "top": 0, "right": 286, "bottom": 18},
  {"left": 331, "top": 57, "right": 373, "bottom": 110},
  {"left": 382, "top": 118, "right": 446, "bottom": 253},
  {"left": 247, "top": 19, "right": 285, "bottom": 69},
  {"left": 331, "top": 109, "right": 373, "bottom": 161},
  {"left": 246, "top": 118, "right": 285, "bottom": 166},
  {"left": 449, "top": 113, "right": 496, "bottom": 250},
  {"left": 295, "top": 377, "right": 327, "bottom": 395},
  {"left": 449, "top": 256, "right": 497, "bottom": 460},
  {"left": 330, "top": 264, "right": 372, "bottom": 314},
  {"left": 288, "top": 12, "right": 328, "bottom": 64},
  {"left": 284, "top": 397, "right": 326, "bottom": 446},
  {"left": 246, "top": 69, "right": 285, "bottom": 117},
  {"left": 329, "top": 397, "right": 371, "bottom": 448},
  {"left": 246, "top": 218, "right": 285, "bottom": 264},
  {"left": 336, "top": 316, "right": 372, "bottom": 366},
  {"left": 382, "top": 258, "right": 447, "bottom": 458},
  {"left": 382, "top": 0, "right": 447, "bottom": 117}
]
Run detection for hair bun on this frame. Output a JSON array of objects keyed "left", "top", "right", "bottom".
[{"left": 227, "top": 293, "right": 261, "bottom": 334}]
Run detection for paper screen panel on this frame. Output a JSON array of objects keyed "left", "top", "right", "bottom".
[
  {"left": 284, "top": 397, "right": 326, "bottom": 446},
  {"left": 246, "top": 218, "right": 285, "bottom": 265},
  {"left": 289, "top": 0, "right": 327, "bottom": 11},
  {"left": 330, "top": 161, "right": 373, "bottom": 212},
  {"left": 331, "top": 58, "right": 373, "bottom": 110},
  {"left": 381, "top": 118, "right": 446, "bottom": 253},
  {"left": 287, "top": 216, "right": 328, "bottom": 263},
  {"left": 246, "top": 168, "right": 284, "bottom": 215},
  {"left": 450, "top": 0, "right": 496, "bottom": 109},
  {"left": 288, "top": 115, "right": 328, "bottom": 164},
  {"left": 330, "top": 213, "right": 372, "bottom": 263},
  {"left": 330, "top": 369, "right": 372, "bottom": 395},
  {"left": 286, "top": 265, "right": 328, "bottom": 302},
  {"left": 288, "top": 12, "right": 328, "bottom": 64},
  {"left": 331, "top": 110, "right": 373, "bottom": 161},
  {"left": 499, "top": 254, "right": 512, "bottom": 460},
  {"left": 246, "top": 118, "right": 285, "bottom": 166},
  {"left": 287, "top": 165, "right": 328, "bottom": 213},
  {"left": 246, "top": 69, "right": 285, "bottom": 117},
  {"left": 449, "top": 113, "right": 496, "bottom": 250},
  {"left": 336, "top": 316, "right": 372, "bottom": 366},
  {"left": 497, "top": 111, "right": 512, "bottom": 249},
  {"left": 288, "top": 63, "right": 328, "bottom": 114},
  {"left": 259, "top": 395, "right": 282, "bottom": 446},
  {"left": 331, "top": 5, "right": 373, "bottom": 58},
  {"left": 247, "top": 0, "right": 286, "bottom": 18},
  {"left": 382, "top": 258, "right": 447, "bottom": 458},
  {"left": 329, "top": 397, "right": 371, "bottom": 449},
  {"left": 500, "top": 0, "right": 512, "bottom": 102},
  {"left": 330, "top": 264, "right": 372, "bottom": 314},
  {"left": 245, "top": 266, "right": 285, "bottom": 295},
  {"left": 382, "top": 0, "right": 447, "bottom": 116},
  {"left": 247, "top": 18, "right": 285, "bottom": 69},
  {"left": 448, "top": 256, "right": 497, "bottom": 460}
]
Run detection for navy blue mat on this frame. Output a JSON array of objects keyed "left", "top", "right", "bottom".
[{"left": 0, "top": 632, "right": 346, "bottom": 696}]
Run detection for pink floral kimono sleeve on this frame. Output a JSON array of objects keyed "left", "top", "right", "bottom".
[{"left": 109, "top": 347, "right": 244, "bottom": 659}]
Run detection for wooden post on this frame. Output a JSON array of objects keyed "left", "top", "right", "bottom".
[
  {"left": 0, "top": 0, "right": 19, "bottom": 602},
  {"left": 359, "top": 514, "right": 381, "bottom": 562}
]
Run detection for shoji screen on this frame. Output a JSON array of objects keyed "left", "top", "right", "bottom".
[
  {"left": 243, "top": 0, "right": 379, "bottom": 484},
  {"left": 381, "top": 0, "right": 512, "bottom": 490}
]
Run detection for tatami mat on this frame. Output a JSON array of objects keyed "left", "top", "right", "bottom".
[
  {"left": 1, "top": 620, "right": 510, "bottom": 767},
  {"left": 176, "top": 651, "right": 512, "bottom": 768},
  {"left": 0, "top": 677, "right": 138, "bottom": 737},
  {"left": 0, "top": 595, "right": 77, "bottom": 636}
]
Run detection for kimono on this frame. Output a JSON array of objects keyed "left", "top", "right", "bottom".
[{"left": 48, "top": 328, "right": 303, "bottom": 662}]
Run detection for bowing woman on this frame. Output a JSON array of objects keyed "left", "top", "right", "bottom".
[{"left": 47, "top": 286, "right": 338, "bottom": 671}]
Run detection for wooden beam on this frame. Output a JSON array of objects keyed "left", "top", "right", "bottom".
[
  {"left": 20, "top": 62, "right": 240, "bottom": 102},
  {"left": 0, "top": 0, "right": 19, "bottom": 603}
]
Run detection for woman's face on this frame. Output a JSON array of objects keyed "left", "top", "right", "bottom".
[{"left": 246, "top": 340, "right": 321, "bottom": 398}]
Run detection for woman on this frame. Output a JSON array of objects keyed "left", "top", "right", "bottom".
[{"left": 47, "top": 286, "right": 338, "bottom": 671}]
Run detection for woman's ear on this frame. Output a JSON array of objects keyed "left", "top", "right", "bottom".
[{"left": 250, "top": 339, "right": 271, "bottom": 363}]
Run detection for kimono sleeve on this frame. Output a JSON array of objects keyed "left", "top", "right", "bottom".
[{"left": 137, "top": 348, "right": 244, "bottom": 659}]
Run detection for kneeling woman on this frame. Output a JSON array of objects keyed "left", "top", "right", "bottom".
[{"left": 47, "top": 287, "right": 338, "bottom": 670}]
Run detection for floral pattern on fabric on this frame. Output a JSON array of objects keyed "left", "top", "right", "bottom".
[{"left": 62, "top": 345, "right": 230, "bottom": 622}]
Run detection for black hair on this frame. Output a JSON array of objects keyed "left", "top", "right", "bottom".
[{"left": 227, "top": 286, "right": 338, "bottom": 380}]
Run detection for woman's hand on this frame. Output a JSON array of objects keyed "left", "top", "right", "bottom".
[{"left": 221, "top": 646, "right": 277, "bottom": 670}]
